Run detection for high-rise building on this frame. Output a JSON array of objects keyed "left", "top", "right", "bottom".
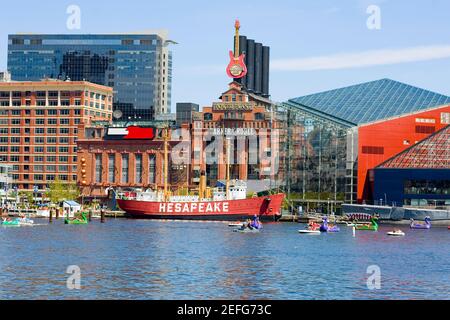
[
  {"left": 0, "top": 80, "right": 113, "bottom": 192},
  {"left": 7, "top": 32, "right": 173, "bottom": 118},
  {"left": 234, "top": 36, "right": 270, "bottom": 98}
]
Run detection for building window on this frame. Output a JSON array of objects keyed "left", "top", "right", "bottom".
[
  {"left": 362, "top": 146, "right": 384, "bottom": 155},
  {"left": 121, "top": 154, "right": 129, "bottom": 184},
  {"left": 148, "top": 154, "right": 156, "bottom": 184},
  {"left": 255, "top": 113, "right": 264, "bottom": 121},
  {"left": 415, "top": 126, "right": 435, "bottom": 134},
  {"left": 108, "top": 154, "right": 115, "bottom": 183},
  {"left": 135, "top": 154, "right": 142, "bottom": 184}
]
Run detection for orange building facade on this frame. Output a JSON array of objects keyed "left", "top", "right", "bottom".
[
  {"left": 357, "top": 104, "right": 450, "bottom": 203},
  {"left": 0, "top": 80, "right": 113, "bottom": 192}
]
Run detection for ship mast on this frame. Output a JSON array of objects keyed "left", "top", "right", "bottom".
[
  {"left": 163, "top": 127, "right": 169, "bottom": 201},
  {"left": 225, "top": 136, "right": 230, "bottom": 200}
]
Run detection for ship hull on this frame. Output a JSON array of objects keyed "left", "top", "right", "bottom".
[{"left": 117, "top": 194, "right": 285, "bottom": 221}]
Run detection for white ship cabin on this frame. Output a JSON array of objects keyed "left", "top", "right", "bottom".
[
  {"left": 121, "top": 180, "right": 248, "bottom": 202},
  {"left": 213, "top": 180, "right": 247, "bottom": 201}
]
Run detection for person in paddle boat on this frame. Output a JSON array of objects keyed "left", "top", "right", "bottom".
[
  {"left": 250, "top": 215, "right": 262, "bottom": 229},
  {"left": 244, "top": 219, "right": 253, "bottom": 230}
]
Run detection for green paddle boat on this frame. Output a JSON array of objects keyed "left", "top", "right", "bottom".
[
  {"left": 355, "top": 217, "right": 378, "bottom": 231},
  {"left": 65, "top": 211, "right": 88, "bottom": 225},
  {"left": 1, "top": 218, "right": 20, "bottom": 227}
]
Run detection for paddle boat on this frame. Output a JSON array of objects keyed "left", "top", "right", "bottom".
[
  {"left": 387, "top": 229, "right": 406, "bottom": 237},
  {"left": 354, "top": 217, "right": 379, "bottom": 231},
  {"left": 320, "top": 217, "right": 340, "bottom": 233},
  {"left": 1, "top": 216, "right": 34, "bottom": 227},
  {"left": 17, "top": 217, "right": 34, "bottom": 226},
  {"left": 234, "top": 215, "right": 262, "bottom": 233},
  {"left": 65, "top": 211, "right": 88, "bottom": 225},
  {"left": 410, "top": 217, "right": 431, "bottom": 229},
  {"left": 1, "top": 218, "right": 20, "bottom": 227},
  {"left": 299, "top": 220, "right": 322, "bottom": 234}
]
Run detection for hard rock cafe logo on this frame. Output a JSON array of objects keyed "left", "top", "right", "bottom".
[{"left": 226, "top": 19, "right": 248, "bottom": 79}]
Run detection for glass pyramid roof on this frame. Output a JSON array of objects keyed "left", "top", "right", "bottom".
[
  {"left": 378, "top": 125, "right": 450, "bottom": 169},
  {"left": 288, "top": 79, "right": 450, "bottom": 125}
]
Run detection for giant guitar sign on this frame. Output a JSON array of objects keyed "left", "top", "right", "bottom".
[{"left": 226, "top": 20, "right": 248, "bottom": 79}]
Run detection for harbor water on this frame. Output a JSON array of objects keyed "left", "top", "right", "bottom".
[{"left": 0, "top": 219, "right": 449, "bottom": 300}]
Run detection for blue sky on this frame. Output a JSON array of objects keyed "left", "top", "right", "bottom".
[{"left": 1, "top": 0, "right": 450, "bottom": 110}]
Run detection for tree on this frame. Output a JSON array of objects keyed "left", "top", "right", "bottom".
[{"left": 47, "top": 178, "right": 80, "bottom": 204}]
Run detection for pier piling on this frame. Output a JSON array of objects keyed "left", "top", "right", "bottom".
[
  {"left": 88, "top": 210, "right": 92, "bottom": 222},
  {"left": 55, "top": 208, "right": 59, "bottom": 220},
  {"left": 100, "top": 209, "right": 105, "bottom": 223},
  {"left": 49, "top": 209, "right": 53, "bottom": 223}
]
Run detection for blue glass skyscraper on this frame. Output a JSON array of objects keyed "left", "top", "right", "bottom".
[{"left": 7, "top": 33, "right": 173, "bottom": 118}]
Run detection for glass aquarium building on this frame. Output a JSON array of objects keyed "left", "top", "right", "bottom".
[{"left": 281, "top": 79, "right": 450, "bottom": 205}]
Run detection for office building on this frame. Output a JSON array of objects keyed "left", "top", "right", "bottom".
[{"left": 7, "top": 32, "right": 173, "bottom": 118}]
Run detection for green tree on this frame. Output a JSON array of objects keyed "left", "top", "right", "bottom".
[{"left": 47, "top": 178, "right": 80, "bottom": 204}]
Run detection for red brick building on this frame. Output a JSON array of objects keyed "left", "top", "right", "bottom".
[
  {"left": 0, "top": 80, "right": 113, "bottom": 192},
  {"left": 76, "top": 82, "right": 284, "bottom": 202},
  {"left": 191, "top": 81, "right": 283, "bottom": 186},
  {"left": 76, "top": 124, "right": 181, "bottom": 199}
]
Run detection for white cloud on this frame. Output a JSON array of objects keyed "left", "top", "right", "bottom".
[{"left": 271, "top": 45, "right": 450, "bottom": 71}]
